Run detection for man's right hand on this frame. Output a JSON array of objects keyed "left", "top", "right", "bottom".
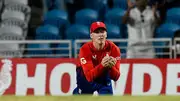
[
  {"left": 101, "top": 54, "right": 110, "bottom": 68},
  {"left": 127, "top": 0, "right": 135, "bottom": 9},
  {"left": 101, "top": 54, "right": 117, "bottom": 69}
]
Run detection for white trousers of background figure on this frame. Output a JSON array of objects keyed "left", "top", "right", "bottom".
[{"left": 127, "top": 45, "right": 155, "bottom": 58}]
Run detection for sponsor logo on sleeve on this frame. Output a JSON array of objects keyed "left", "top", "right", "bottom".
[
  {"left": 116, "top": 56, "right": 121, "bottom": 60},
  {"left": 80, "top": 58, "right": 87, "bottom": 64}
]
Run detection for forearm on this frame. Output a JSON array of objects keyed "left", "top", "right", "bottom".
[
  {"left": 154, "top": 12, "right": 161, "bottom": 26},
  {"left": 109, "top": 62, "right": 120, "bottom": 81},
  {"left": 122, "top": 8, "right": 131, "bottom": 24},
  {"left": 83, "top": 63, "right": 107, "bottom": 82}
]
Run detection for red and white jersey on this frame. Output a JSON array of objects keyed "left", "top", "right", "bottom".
[{"left": 77, "top": 40, "right": 121, "bottom": 82}]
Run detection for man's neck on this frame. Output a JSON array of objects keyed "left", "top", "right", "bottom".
[
  {"left": 93, "top": 42, "right": 105, "bottom": 50},
  {"left": 137, "top": 6, "right": 146, "bottom": 13}
]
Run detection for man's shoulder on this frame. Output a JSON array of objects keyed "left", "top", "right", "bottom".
[
  {"left": 106, "top": 40, "right": 120, "bottom": 51},
  {"left": 129, "top": 7, "right": 139, "bottom": 18},
  {"left": 79, "top": 41, "right": 92, "bottom": 58},
  {"left": 106, "top": 40, "right": 118, "bottom": 47},
  {"left": 80, "top": 41, "right": 92, "bottom": 51},
  {"left": 129, "top": 7, "right": 137, "bottom": 13},
  {"left": 146, "top": 6, "right": 153, "bottom": 11},
  {"left": 131, "top": 6, "right": 152, "bottom": 14}
]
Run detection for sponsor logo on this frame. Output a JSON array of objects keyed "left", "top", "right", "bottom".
[
  {"left": 80, "top": 58, "right": 87, "bottom": 64},
  {"left": 1, "top": 59, "right": 180, "bottom": 96},
  {"left": 116, "top": 56, "right": 121, "bottom": 60}
]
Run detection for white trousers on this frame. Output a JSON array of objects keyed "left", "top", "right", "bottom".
[{"left": 127, "top": 46, "right": 155, "bottom": 58}]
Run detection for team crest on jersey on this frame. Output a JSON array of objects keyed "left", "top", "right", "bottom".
[
  {"left": 96, "top": 22, "right": 100, "bottom": 25},
  {"left": 80, "top": 58, "right": 87, "bottom": 64},
  {"left": 92, "top": 55, "right": 97, "bottom": 60}
]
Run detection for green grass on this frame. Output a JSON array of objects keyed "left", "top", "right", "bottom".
[{"left": 0, "top": 95, "right": 180, "bottom": 101}]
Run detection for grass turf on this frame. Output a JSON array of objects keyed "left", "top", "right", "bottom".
[{"left": 0, "top": 95, "right": 180, "bottom": 101}]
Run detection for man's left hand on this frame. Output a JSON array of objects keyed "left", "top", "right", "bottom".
[{"left": 107, "top": 56, "right": 117, "bottom": 69}]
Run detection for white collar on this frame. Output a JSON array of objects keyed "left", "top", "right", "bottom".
[{"left": 134, "top": 6, "right": 151, "bottom": 15}]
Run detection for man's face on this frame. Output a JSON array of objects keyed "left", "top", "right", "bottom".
[
  {"left": 136, "top": 0, "right": 148, "bottom": 7},
  {"left": 91, "top": 28, "right": 107, "bottom": 45}
]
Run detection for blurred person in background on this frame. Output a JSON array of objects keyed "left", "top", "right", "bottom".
[
  {"left": 122, "top": 0, "right": 161, "bottom": 58},
  {"left": 172, "top": 30, "right": 180, "bottom": 58},
  {"left": 28, "top": 0, "right": 43, "bottom": 39},
  {"left": 65, "top": 0, "right": 84, "bottom": 23},
  {"left": 148, "top": 0, "right": 166, "bottom": 23}
]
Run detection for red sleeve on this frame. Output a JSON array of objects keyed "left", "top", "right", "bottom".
[
  {"left": 109, "top": 45, "right": 121, "bottom": 81},
  {"left": 79, "top": 46, "right": 107, "bottom": 82}
]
